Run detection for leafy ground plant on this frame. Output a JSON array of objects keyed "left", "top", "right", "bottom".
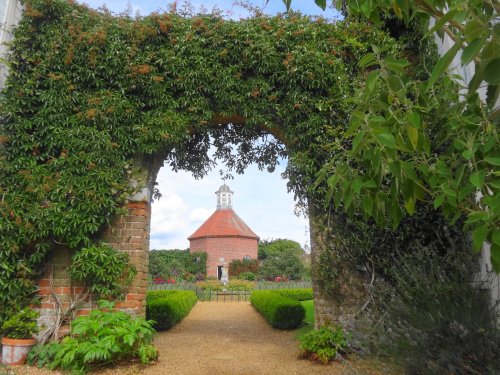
[
  {"left": 298, "top": 325, "right": 348, "bottom": 364},
  {"left": 28, "top": 301, "right": 158, "bottom": 374}
]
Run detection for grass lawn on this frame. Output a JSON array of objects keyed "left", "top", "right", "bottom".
[{"left": 295, "top": 300, "right": 314, "bottom": 337}]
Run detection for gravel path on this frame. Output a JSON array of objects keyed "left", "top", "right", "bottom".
[{"left": 13, "top": 302, "right": 395, "bottom": 375}]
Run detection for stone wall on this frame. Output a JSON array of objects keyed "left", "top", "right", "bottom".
[{"left": 189, "top": 236, "right": 258, "bottom": 278}]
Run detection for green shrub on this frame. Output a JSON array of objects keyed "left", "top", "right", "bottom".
[
  {"left": 238, "top": 271, "right": 256, "bottom": 281},
  {"left": 1, "top": 308, "right": 39, "bottom": 339},
  {"left": 228, "top": 259, "right": 259, "bottom": 277},
  {"left": 27, "top": 301, "right": 158, "bottom": 374},
  {"left": 276, "top": 288, "right": 313, "bottom": 301},
  {"left": 226, "top": 280, "right": 255, "bottom": 291},
  {"left": 146, "top": 290, "right": 179, "bottom": 302},
  {"left": 146, "top": 290, "right": 197, "bottom": 331},
  {"left": 250, "top": 290, "right": 305, "bottom": 329},
  {"left": 149, "top": 250, "right": 207, "bottom": 279},
  {"left": 298, "top": 325, "right": 348, "bottom": 364}
]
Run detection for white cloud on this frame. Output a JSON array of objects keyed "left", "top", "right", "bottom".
[
  {"left": 150, "top": 189, "right": 187, "bottom": 236},
  {"left": 189, "top": 207, "right": 212, "bottom": 223}
]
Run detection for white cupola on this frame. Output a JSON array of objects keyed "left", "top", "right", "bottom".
[{"left": 216, "top": 183, "right": 233, "bottom": 210}]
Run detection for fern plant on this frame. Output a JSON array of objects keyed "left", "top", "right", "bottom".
[{"left": 28, "top": 301, "right": 158, "bottom": 374}]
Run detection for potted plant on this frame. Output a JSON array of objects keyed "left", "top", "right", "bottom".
[{"left": 1, "top": 308, "right": 39, "bottom": 366}]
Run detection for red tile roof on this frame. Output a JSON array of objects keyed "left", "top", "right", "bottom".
[{"left": 188, "top": 209, "right": 259, "bottom": 240}]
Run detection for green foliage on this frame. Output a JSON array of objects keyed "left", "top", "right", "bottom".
[
  {"left": 367, "top": 245, "right": 500, "bottom": 375},
  {"left": 0, "top": 0, "right": 392, "bottom": 317},
  {"left": 298, "top": 325, "right": 347, "bottom": 364},
  {"left": 276, "top": 288, "right": 313, "bottom": 301},
  {"left": 315, "top": 0, "right": 499, "bottom": 270},
  {"left": 259, "top": 252, "right": 305, "bottom": 280},
  {"left": 250, "top": 290, "right": 305, "bottom": 329},
  {"left": 146, "top": 290, "right": 197, "bottom": 331},
  {"left": 69, "top": 244, "right": 136, "bottom": 298},
  {"left": 149, "top": 250, "right": 206, "bottom": 279},
  {"left": 228, "top": 259, "right": 258, "bottom": 277},
  {"left": 314, "top": 203, "right": 500, "bottom": 372},
  {"left": 1, "top": 308, "right": 39, "bottom": 339},
  {"left": 27, "top": 301, "right": 158, "bottom": 374},
  {"left": 258, "top": 239, "right": 308, "bottom": 280},
  {"left": 238, "top": 271, "right": 257, "bottom": 281},
  {"left": 258, "top": 239, "right": 304, "bottom": 260},
  {"left": 226, "top": 280, "right": 255, "bottom": 291}
]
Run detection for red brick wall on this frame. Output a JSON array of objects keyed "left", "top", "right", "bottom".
[
  {"left": 190, "top": 236, "right": 258, "bottom": 277},
  {"left": 101, "top": 201, "right": 150, "bottom": 316},
  {"left": 36, "top": 200, "right": 151, "bottom": 328}
]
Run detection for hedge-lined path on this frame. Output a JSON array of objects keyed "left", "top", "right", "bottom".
[
  {"left": 16, "top": 302, "right": 396, "bottom": 375},
  {"left": 101, "top": 301, "right": 393, "bottom": 375}
]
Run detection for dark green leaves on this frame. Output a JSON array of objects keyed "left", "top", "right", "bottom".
[
  {"left": 461, "top": 38, "right": 483, "bottom": 65},
  {"left": 376, "top": 133, "right": 396, "bottom": 148},
  {"left": 484, "top": 59, "right": 500, "bottom": 84},
  {"left": 428, "top": 42, "right": 461, "bottom": 88},
  {"left": 314, "top": 0, "right": 327, "bottom": 10}
]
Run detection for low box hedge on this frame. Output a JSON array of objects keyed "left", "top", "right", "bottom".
[
  {"left": 276, "top": 288, "right": 313, "bottom": 301},
  {"left": 146, "top": 290, "right": 197, "bottom": 331},
  {"left": 250, "top": 290, "right": 305, "bottom": 329}
]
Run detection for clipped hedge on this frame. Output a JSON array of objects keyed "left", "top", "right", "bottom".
[
  {"left": 146, "top": 290, "right": 197, "bottom": 331},
  {"left": 276, "top": 288, "right": 313, "bottom": 301},
  {"left": 250, "top": 290, "right": 305, "bottom": 329}
]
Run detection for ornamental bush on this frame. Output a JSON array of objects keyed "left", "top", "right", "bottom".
[
  {"left": 276, "top": 288, "right": 313, "bottom": 301},
  {"left": 146, "top": 290, "right": 197, "bottom": 331},
  {"left": 298, "top": 325, "right": 348, "bottom": 364},
  {"left": 238, "top": 271, "right": 257, "bottom": 281},
  {"left": 27, "top": 301, "right": 158, "bottom": 373},
  {"left": 250, "top": 290, "right": 305, "bottom": 329},
  {"left": 1, "top": 308, "right": 39, "bottom": 339}
]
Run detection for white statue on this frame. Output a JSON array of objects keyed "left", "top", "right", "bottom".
[{"left": 221, "top": 265, "right": 229, "bottom": 286}]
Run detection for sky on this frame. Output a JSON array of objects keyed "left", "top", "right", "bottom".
[
  {"left": 80, "top": 0, "right": 340, "bottom": 19},
  {"left": 77, "top": 0, "right": 339, "bottom": 251}
]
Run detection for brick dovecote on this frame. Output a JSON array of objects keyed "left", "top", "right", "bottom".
[{"left": 188, "top": 184, "right": 259, "bottom": 278}]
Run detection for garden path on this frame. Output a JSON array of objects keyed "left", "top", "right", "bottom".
[
  {"left": 99, "top": 302, "right": 391, "bottom": 375},
  {"left": 17, "top": 302, "right": 395, "bottom": 375}
]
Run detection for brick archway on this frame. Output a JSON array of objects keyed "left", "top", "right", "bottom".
[{"left": 0, "top": 1, "right": 378, "bottom": 330}]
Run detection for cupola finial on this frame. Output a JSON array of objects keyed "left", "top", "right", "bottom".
[{"left": 216, "top": 182, "right": 233, "bottom": 210}]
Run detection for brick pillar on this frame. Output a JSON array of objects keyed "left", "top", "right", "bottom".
[
  {"left": 36, "top": 246, "right": 90, "bottom": 334},
  {"left": 101, "top": 201, "right": 150, "bottom": 316}
]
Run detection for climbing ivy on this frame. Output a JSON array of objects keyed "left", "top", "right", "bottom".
[{"left": 0, "top": 0, "right": 393, "bottom": 322}]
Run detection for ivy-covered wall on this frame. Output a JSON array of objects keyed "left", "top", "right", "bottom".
[{"left": 0, "top": 0, "right": 394, "bottom": 326}]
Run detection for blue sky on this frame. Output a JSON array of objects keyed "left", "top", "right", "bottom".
[
  {"left": 80, "top": 0, "right": 340, "bottom": 19},
  {"left": 77, "top": 0, "right": 337, "bottom": 250}
]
